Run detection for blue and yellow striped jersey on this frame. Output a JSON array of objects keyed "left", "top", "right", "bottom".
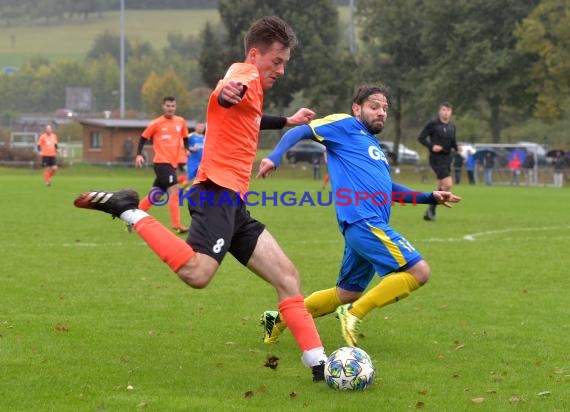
[{"left": 308, "top": 114, "right": 392, "bottom": 226}]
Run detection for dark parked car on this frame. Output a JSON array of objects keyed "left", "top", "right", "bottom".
[{"left": 286, "top": 140, "right": 325, "bottom": 164}]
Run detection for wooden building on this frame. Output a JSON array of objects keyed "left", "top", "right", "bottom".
[{"left": 79, "top": 118, "right": 195, "bottom": 164}]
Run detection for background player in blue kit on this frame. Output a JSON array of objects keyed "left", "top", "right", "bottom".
[
  {"left": 257, "top": 85, "right": 462, "bottom": 347},
  {"left": 186, "top": 122, "right": 206, "bottom": 182}
]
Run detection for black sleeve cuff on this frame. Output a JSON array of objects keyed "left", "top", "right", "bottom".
[
  {"left": 217, "top": 85, "right": 247, "bottom": 108},
  {"left": 217, "top": 93, "right": 233, "bottom": 108},
  {"left": 260, "top": 115, "right": 287, "bottom": 130},
  {"left": 136, "top": 137, "right": 146, "bottom": 156}
]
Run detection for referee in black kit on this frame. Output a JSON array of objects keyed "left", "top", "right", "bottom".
[{"left": 418, "top": 102, "right": 458, "bottom": 221}]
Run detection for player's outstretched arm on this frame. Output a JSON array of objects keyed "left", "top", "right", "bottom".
[
  {"left": 286, "top": 108, "right": 315, "bottom": 126},
  {"left": 256, "top": 125, "right": 314, "bottom": 178},
  {"left": 260, "top": 108, "right": 315, "bottom": 131},
  {"left": 432, "top": 191, "right": 462, "bottom": 208}
]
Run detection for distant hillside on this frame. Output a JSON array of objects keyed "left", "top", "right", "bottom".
[
  {"left": 0, "top": 6, "right": 350, "bottom": 68},
  {"left": 0, "top": 9, "right": 220, "bottom": 68}
]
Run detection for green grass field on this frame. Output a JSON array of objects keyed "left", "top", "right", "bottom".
[{"left": 1, "top": 166, "right": 569, "bottom": 411}]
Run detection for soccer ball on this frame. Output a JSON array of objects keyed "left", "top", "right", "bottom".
[{"left": 324, "top": 346, "right": 376, "bottom": 390}]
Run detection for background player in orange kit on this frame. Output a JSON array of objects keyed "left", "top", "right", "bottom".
[
  {"left": 135, "top": 96, "right": 190, "bottom": 234},
  {"left": 37, "top": 124, "right": 58, "bottom": 187}
]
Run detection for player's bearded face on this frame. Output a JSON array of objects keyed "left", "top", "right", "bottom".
[{"left": 359, "top": 94, "right": 388, "bottom": 134}]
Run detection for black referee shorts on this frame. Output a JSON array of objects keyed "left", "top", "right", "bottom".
[{"left": 429, "top": 154, "right": 452, "bottom": 179}]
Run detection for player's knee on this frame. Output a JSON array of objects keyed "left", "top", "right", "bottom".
[
  {"left": 336, "top": 288, "right": 362, "bottom": 303},
  {"left": 176, "top": 265, "right": 215, "bottom": 289},
  {"left": 273, "top": 267, "right": 301, "bottom": 296},
  {"left": 411, "top": 261, "right": 431, "bottom": 285}
]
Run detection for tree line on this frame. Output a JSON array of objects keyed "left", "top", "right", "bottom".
[{"left": 0, "top": 0, "right": 568, "bottom": 154}]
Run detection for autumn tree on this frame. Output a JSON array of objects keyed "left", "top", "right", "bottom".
[
  {"left": 141, "top": 69, "right": 190, "bottom": 117},
  {"left": 515, "top": 0, "right": 570, "bottom": 120}
]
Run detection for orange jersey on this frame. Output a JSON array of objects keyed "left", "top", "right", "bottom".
[
  {"left": 37, "top": 132, "right": 58, "bottom": 157},
  {"left": 142, "top": 115, "right": 188, "bottom": 167},
  {"left": 195, "top": 63, "right": 263, "bottom": 196}
]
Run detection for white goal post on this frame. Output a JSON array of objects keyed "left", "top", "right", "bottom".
[{"left": 10, "top": 132, "right": 38, "bottom": 149}]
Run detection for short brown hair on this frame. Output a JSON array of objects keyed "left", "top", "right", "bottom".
[
  {"left": 352, "top": 85, "right": 390, "bottom": 105},
  {"left": 244, "top": 16, "right": 298, "bottom": 54}
]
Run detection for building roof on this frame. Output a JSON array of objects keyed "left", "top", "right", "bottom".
[{"left": 79, "top": 118, "right": 196, "bottom": 129}]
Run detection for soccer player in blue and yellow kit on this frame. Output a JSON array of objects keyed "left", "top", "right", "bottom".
[{"left": 257, "top": 85, "right": 461, "bottom": 347}]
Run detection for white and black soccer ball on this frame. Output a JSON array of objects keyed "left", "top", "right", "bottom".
[{"left": 324, "top": 346, "right": 376, "bottom": 390}]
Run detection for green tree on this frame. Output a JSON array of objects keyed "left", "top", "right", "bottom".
[
  {"left": 356, "top": 0, "right": 427, "bottom": 163},
  {"left": 49, "top": 60, "right": 90, "bottom": 110},
  {"left": 418, "top": 0, "right": 539, "bottom": 142},
  {"left": 86, "top": 30, "right": 132, "bottom": 64},
  {"left": 85, "top": 54, "right": 120, "bottom": 111},
  {"left": 126, "top": 54, "right": 155, "bottom": 111},
  {"left": 199, "top": 22, "right": 225, "bottom": 88},
  {"left": 299, "top": 33, "right": 357, "bottom": 115},
  {"left": 67, "top": 0, "right": 109, "bottom": 20},
  {"left": 187, "top": 87, "right": 211, "bottom": 121},
  {"left": 167, "top": 32, "right": 201, "bottom": 59},
  {"left": 30, "top": 0, "right": 66, "bottom": 23},
  {"left": 214, "top": 0, "right": 352, "bottom": 112},
  {"left": 515, "top": 0, "right": 570, "bottom": 120}
]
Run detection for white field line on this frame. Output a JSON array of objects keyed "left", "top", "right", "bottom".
[
  {"left": 0, "top": 226, "right": 568, "bottom": 248},
  {"left": 424, "top": 225, "right": 570, "bottom": 242}
]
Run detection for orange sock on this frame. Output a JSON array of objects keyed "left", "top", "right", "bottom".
[
  {"left": 322, "top": 174, "right": 330, "bottom": 187},
  {"left": 43, "top": 170, "right": 50, "bottom": 184},
  {"left": 49, "top": 168, "right": 56, "bottom": 178},
  {"left": 138, "top": 193, "right": 155, "bottom": 211},
  {"left": 134, "top": 216, "right": 195, "bottom": 272},
  {"left": 168, "top": 190, "right": 182, "bottom": 228},
  {"left": 177, "top": 175, "right": 187, "bottom": 184},
  {"left": 279, "top": 295, "right": 322, "bottom": 351}
]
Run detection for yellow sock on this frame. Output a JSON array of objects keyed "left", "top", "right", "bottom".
[
  {"left": 349, "top": 272, "right": 420, "bottom": 319},
  {"left": 276, "top": 287, "right": 342, "bottom": 331},
  {"left": 305, "top": 287, "right": 343, "bottom": 318}
]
